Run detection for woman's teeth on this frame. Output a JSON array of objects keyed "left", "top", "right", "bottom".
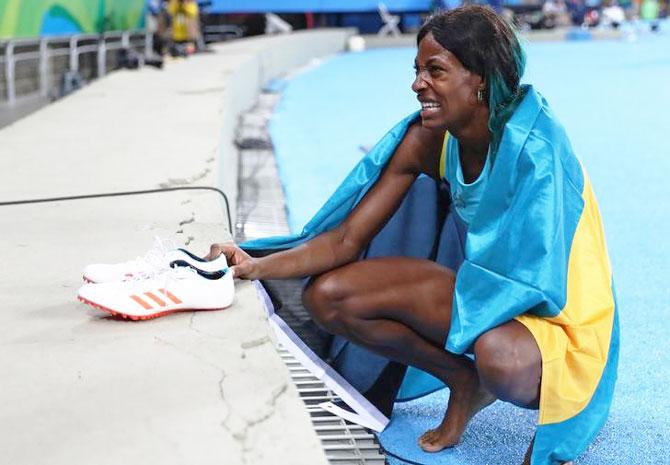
[{"left": 421, "top": 102, "right": 440, "bottom": 110}]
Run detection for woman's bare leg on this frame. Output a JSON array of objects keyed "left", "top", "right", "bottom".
[
  {"left": 475, "top": 321, "right": 570, "bottom": 464},
  {"left": 302, "top": 257, "right": 495, "bottom": 451}
]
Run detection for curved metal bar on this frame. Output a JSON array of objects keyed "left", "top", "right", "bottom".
[
  {"left": 97, "top": 36, "right": 107, "bottom": 77},
  {"left": 69, "top": 35, "right": 80, "bottom": 72},
  {"left": 0, "top": 186, "right": 233, "bottom": 235},
  {"left": 1, "top": 29, "right": 151, "bottom": 104},
  {"left": 6, "top": 40, "right": 15, "bottom": 105},
  {"left": 39, "top": 38, "right": 49, "bottom": 97}
]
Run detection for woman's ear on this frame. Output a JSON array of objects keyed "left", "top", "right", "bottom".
[
  {"left": 476, "top": 87, "right": 486, "bottom": 103},
  {"left": 468, "top": 73, "right": 486, "bottom": 105}
]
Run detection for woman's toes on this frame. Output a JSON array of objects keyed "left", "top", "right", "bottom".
[
  {"left": 418, "top": 429, "right": 436, "bottom": 445},
  {"left": 418, "top": 429, "right": 457, "bottom": 452},
  {"left": 418, "top": 431, "right": 441, "bottom": 452}
]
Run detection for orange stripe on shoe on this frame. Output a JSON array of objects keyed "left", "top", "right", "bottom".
[
  {"left": 159, "top": 288, "right": 182, "bottom": 304},
  {"left": 130, "top": 294, "right": 153, "bottom": 310},
  {"left": 144, "top": 292, "right": 167, "bottom": 307}
]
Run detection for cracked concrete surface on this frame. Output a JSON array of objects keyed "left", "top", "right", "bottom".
[{"left": 0, "top": 30, "right": 352, "bottom": 465}]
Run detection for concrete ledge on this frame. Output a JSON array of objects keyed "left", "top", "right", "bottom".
[
  {"left": 0, "top": 29, "right": 354, "bottom": 465},
  {"left": 0, "top": 195, "right": 322, "bottom": 465}
]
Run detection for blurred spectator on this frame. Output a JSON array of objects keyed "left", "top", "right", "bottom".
[
  {"left": 566, "top": 0, "right": 587, "bottom": 24},
  {"left": 640, "top": 0, "right": 660, "bottom": 19},
  {"left": 602, "top": 0, "right": 626, "bottom": 27},
  {"left": 145, "top": 0, "right": 165, "bottom": 56},
  {"left": 640, "top": 0, "right": 661, "bottom": 31},
  {"left": 618, "top": 0, "right": 635, "bottom": 17},
  {"left": 542, "top": 0, "right": 572, "bottom": 27},
  {"left": 565, "top": 0, "right": 600, "bottom": 26},
  {"left": 583, "top": 8, "right": 600, "bottom": 26},
  {"left": 167, "top": 0, "right": 201, "bottom": 55}
]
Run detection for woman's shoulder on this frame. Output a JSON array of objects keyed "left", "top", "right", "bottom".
[
  {"left": 397, "top": 122, "right": 445, "bottom": 180},
  {"left": 404, "top": 121, "right": 444, "bottom": 152}
]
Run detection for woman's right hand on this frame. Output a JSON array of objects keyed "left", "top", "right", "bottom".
[{"left": 206, "top": 242, "right": 259, "bottom": 280}]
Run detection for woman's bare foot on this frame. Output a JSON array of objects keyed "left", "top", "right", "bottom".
[
  {"left": 418, "top": 373, "right": 496, "bottom": 452},
  {"left": 522, "top": 436, "right": 573, "bottom": 465}
]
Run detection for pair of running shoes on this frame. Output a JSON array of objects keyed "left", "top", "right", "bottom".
[{"left": 77, "top": 239, "right": 235, "bottom": 320}]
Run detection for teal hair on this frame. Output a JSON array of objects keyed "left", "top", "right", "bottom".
[{"left": 486, "top": 33, "right": 527, "bottom": 155}]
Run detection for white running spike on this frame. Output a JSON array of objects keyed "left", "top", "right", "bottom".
[
  {"left": 78, "top": 265, "right": 234, "bottom": 320},
  {"left": 82, "top": 237, "right": 228, "bottom": 283}
]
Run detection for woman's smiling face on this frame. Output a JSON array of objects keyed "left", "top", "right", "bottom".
[{"left": 411, "top": 33, "right": 485, "bottom": 133}]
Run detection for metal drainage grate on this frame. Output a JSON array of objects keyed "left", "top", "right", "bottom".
[
  {"left": 236, "top": 93, "right": 388, "bottom": 465},
  {"left": 279, "top": 346, "right": 387, "bottom": 464}
]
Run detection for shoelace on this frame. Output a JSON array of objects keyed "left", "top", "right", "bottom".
[
  {"left": 122, "top": 263, "right": 199, "bottom": 302},
  {"left": 125, "top": 236, "right": 177, "bottom": 280}
]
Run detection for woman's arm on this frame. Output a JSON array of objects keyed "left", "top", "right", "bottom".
[{"left": 209, "top": 123, "right": 444, "bottom": 280}]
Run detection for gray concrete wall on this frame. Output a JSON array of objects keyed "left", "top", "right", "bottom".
[
  {"left": 0, "top": 29, "right": 353, "bottom": 465},
  {"left": 212, "top": 29, "right": 355, "bottom": 228}
]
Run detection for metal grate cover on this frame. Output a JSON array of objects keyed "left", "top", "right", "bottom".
[
  {"left": 280, "top": 347, "right": 386, "bottom": 464},
  {"left": 236, "top": 91, "right": 388, "bottom": 465}
]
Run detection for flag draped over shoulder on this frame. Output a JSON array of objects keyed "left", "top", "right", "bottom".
[
  {"left": 242, "top": 85, "right": 619, "bottom": 465},
  {"left": 242, "top": 110, "right": 420, "bottom": 251}
]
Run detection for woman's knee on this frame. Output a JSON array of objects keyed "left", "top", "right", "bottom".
[
  {"left": 302, "top": 272, "right": 350, "bottom": 333},
  {"left": 474, "top": 323, "right": 541, "bottom": 407}
]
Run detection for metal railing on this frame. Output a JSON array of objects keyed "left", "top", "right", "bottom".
[
  {"left": 202, "top": 24, "right": 243, "bottom": 43},
  {"left": 0, "top": 30, "right": 149, "bottom": 106}
]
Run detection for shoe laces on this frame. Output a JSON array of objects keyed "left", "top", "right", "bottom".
[
  {"left": 123, "top": 263, "right": 198, "bottom": 298},
  {"left": 126, "top": 236, "right": 177, "bottom": 280}
]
